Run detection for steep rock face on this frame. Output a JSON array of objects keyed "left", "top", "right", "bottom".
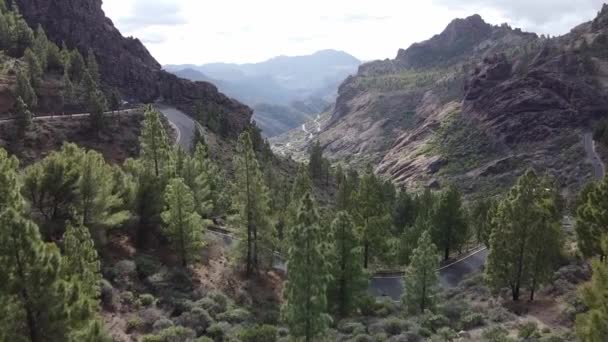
[
  {"left": 13, "top": 0, "right": 252, "bottom": 133},
  {"left": 14, "top": 0, "right": 160, "bottom": 101},
  {"left": 396, "top": 14, "right": 493, "bottom": 68},
  {"left": 275, "top": 9, "right": 608, "bottom": 197},
  {"left": 315, "top": 14, "right": 537, "bottom": 170}
]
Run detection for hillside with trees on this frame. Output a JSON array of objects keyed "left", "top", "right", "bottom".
[{"left": 1, "top": 0, "right": 608, "bottom": 341}]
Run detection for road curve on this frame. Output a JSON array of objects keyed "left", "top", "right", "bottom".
[
  {"left": 156, "top": 105, "right": 197, "bottom": 151},
  {"left": 583, "top": 131, "right": 606, "bottom": 180}
]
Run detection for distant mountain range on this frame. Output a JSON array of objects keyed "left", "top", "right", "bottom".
[{"left": 165, "top": 50, "right": 361, "bottom": 136}]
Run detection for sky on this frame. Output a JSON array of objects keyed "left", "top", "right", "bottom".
[{"left": 101, "top": 0, "right": 605, "bottom": 65}]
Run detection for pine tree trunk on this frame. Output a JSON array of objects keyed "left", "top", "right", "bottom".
[
  {"left": 444, "top": 246, "right": 449, "bottom": 261},
  {"left": 513, "top": 283, "right": 520, "bottom": 301}
]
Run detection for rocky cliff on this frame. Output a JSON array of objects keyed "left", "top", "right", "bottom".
[
  {"left": 274, "top": 9, "right": 608, "bottom": 197},
  {"left": 12, "top": 0, "right": 252, "bottom": 134}
]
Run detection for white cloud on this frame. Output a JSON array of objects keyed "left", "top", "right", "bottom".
[{"left": 102, "top": 0, "right": 604, "bottom": 65}]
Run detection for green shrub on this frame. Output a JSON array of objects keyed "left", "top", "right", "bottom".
[
  {"left": 135, "top": 254, "right": 161, "bottom": 278},
  {"left": 139, "top": 293, "right": 156, "bottom": 307},
  {"left": 374, "top": 297, "right": 398, "bottom": 317},
  {"left": 152, "top": 318, "right": 174, "bottom": 332},
  {"left": 383, "top": 317, "right": 406, "bottom": 335},
  {"left": 482, "top": 326, "right": 513, "bottom": 342},
  {"left": 417, "top": 327, "right": 432, "bottom": 338},
  {"left": 460, "top": 312, "right": 485, "bottom": 330},
  {"left": 436, "top": 327, "right": 457, "bottom": 341},
  {"left": 196, "top": 297, "right": 223, "bottom": 316},
  {"left": 239, "top": 324, "right": 277, "bottom": 342},
  {"left": 421, "top": 313, "right": 450, "bottom": 332},
  {"left": 208, "top": 291, "right": 230, "bottom": 312},
  {"left": 217, "top": 308, "right": 251, "bottom": 324},
  {"left": 175, "top": 307, "right": 213, "bottom": 335},
  {"left": 207, "top": 321, "right": 231, "bottom": 341},
  {"left": 126, "top": 316, "right": 145, "bottom": 333},
  {"left": 194, "top": 337, "right": 214, "bottom": 342},
  {"left": 140, "top": 326, "right": 196, "bottom": 342},
  {"left": 338, "top": 321, "right": 366, "bottom": 335},
  {"left": 359, "top": 295, "right": 376, "bottom": 316},
  {"left": 352, "top": 334, "right": 373, "bottom": 342},
  {"left": 121, "top": 291, "right": 135, "bottom": 306},
  {"left": 518, "top": 321, "right": 539, "bottom": 339},
  {"left": 373, "top": 332, "right": 388, "bottom": 341},
  {"left": 441, "top": 299, "right": 469, "bottom": 322}
]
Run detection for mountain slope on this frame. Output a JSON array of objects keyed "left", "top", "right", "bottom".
[
  {"left": 167, "top": 50, "right": 359, "bottom": 136},
  {"left": 274, "top": 10, "right": 608, "bottom": 197},
  {"left": 13, "top": 0, "right": 252, "bottom": 135}
]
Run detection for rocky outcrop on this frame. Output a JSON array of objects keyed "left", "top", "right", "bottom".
[
  {"left": 396, "top": 14, "right": 493, "bottom": 69},
  {"left": 13, "top": 0, "right": 252, "bottom": 133}
]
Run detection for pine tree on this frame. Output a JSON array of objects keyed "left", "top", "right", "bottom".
[
  {"left": 89, "top": 89, "right": 107, "bottom": 133},
  {"left": 61, "top": 224, "right": 101, "bottom": 303},
  {"left": 308, "top": 140, "right": 324, "bottom": 180},
  {"left": 77, "top": 150, "right": 130, "bottom": 230},
  {"left": 24, "top": 48, "right": 43, "bottom": 86},
  {"left": 0, "top": 10, "right": 10, "bottom": 51},
  {"left": 108, "top": 88, "right": 121, "bottom": 115},
  {"left": 86, "top": 48, "right": 100, "bottom": 84},
  {"left": 16, "top": 67, "right": 37, "bottom": 109},
  {"left": 22, "top": 143, "right": 82, "bottom": 235},
  {"left": 0, "top": 209, "right": 99, "bottom": 341},
  {"left": 286, "top": 166, "right": 312, "bottom": 229},
  {"left": 32, "top": 25, "right": 48, "bottom": 71},
  {"left": 14, "top": 95, "right": 32, "bottom": 133},
  {"left": 140, "top": 105, "right": 171, "bottom": 178},
  {"left": 576, "top": 179, "right": 608, "bottom": 259},
  {"left": 69, "top": 49, "right": 86, "bottom": 82},
  {"left": 161, "top": 178, "right": 206, "bottom": 267},
  {"left": 393, "top": 189, "right": 416, "bottom": 231},
  {"left": 232, "top": 131, "right": 274, "bottom": 276},
  {"left": 62, "top": 68, "right": 74, "bottom": 109},
  {"left": 576, "top": 236, "right": 608, "bottom": 341},
  {"left": 335, "top": 164, "right": 356, "bottom": 213},
  {"left": 328, "top": 211, "right": 368, "bottom": 317},
  {"left": 10, "top": 8, "right": 33, "bottom": 57},
  {"left": 355, "top": 167, "right": 387, "bottom": 268},
  {"left": 397, "top": 214, "right": 431, "bottom": 265},
  {"left": 486, "top": 171, "right": 562, "bottom": 301},
  {"left": 282, "top": 192, "right": 332, "bottom": 341},
  {"left": 470, "top": 198, "right": 497, "bottom": 246},
  {"left": 431, "top": 185, "right": 468, "bottom": 261},
  {"left": 0, "top": 147, "right": 22, "bottom": 211},
  {"left": 402, "top": 230, "right": 439, "bottom": 314}
]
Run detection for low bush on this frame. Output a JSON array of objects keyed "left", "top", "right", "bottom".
[
  {"left": 352, "top": 334, "right": 373, "bottom": 342},
  {"left": 207, "top": 321, "right": 231, "bottom": 342},
  {"left": 126, "top": 316, "right": 145, "bottom": 333},
  {"left": 217, "top": 308, "right": 251, "bottom": 324},
  {"left": 121, "top": 291, "right": 135, "bottom": 306},
  {"left": 518, "top": 321, "right": 539, "bottom": 339},
  {"left": 338, "top": 321, "right": 366, "bottom": 335},
  {"left": 460, "top": 312, "right": 485, "bottom": 330},
  {"left": 435, "top": 327, "right": 457, "bottom": 341},
  {"left": 152, "top": 318, "right": 174, "bottom": 332},
  {"left": 481, "top": 326, "right": 513, "bottom": 342},
  {"left": 239, "top": 324, "right": 277, "bottom": 342},
  {"left": 174, "top": 307, "right": 213, "bottom": 335},
  {"left": 383, "top": 317, "right": 407, "bottom": 336},
  {"left": 140, "top": 326, "right": 196, "bottom": 342},
  {"left": 421, "top": 313, "right": 450, "bottom": 332},
  {"left": 139, "top": 293, "right": 156, "bottom": 307},
  {"left": 135, "top": 254, "right": 162, "bottom": 279}
]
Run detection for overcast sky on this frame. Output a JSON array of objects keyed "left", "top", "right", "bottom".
[{"left": 101, "top": 0, "right": 605, "bottom": 65}]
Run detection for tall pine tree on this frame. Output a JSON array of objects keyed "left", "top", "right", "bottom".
[
  {"left": 431, "top": 185, "right": 468, "bottom": 261},
  {"left": 402, "top": 230, "right": 439, "bottom": 314},
  {"left": 576, "top": 236, "right": 608, "bottom": 341},
  {"left": 161, "top": 178, "right": 206, "bottom": 267},
  {"left": 486, "top": 171, "right": 562, "bottom": 301},
  {"left": 282, "top": 192, "right": 332, "bottom": 341},
  {"left": 328, "top": 211, "right": 368, "bottom": 317},
  {"left": 232, "top": 131, "right": 273, "bottom": 276}
]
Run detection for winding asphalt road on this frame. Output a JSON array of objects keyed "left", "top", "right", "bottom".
[{"left": 156, "top": 105, "right": 197, "bottom": 151}]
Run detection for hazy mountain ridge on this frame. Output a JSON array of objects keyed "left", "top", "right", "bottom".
[{"left": 166, "top": 50, "right": 360, "bottom": 136}]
